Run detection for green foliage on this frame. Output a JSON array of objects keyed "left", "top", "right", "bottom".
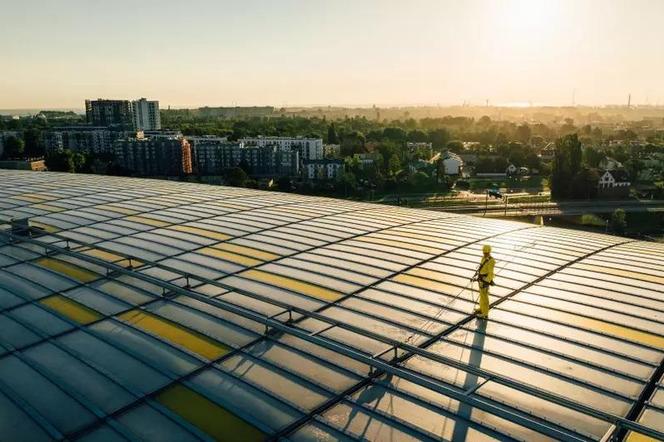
[
  {"left": 382, "top": 127, "right": 407, "bottom": 143},
  {"left": 327, "top": 123, "right": 339, "bottom": 144},
  {"left": 388, "top": 154, "right": 401, "bottom": 176},
  {"left": 551, "top": 134, "right": 594, "bottom": 199},
  {"left": 407, "top": 129, "right": 428, "bottom": 142},
  {"left": 24, "top": 128, "right": 44, "bottom": 158},
  {"left": 277, "top": 176, "right": 293, "bottom": 192},
  {"left": 455, "top": 179, "right": 470, "bottom": 190},
  {"left": 580, "top": 214, "right": 605, "bottom": 227},
  {"left": 225, "top": 167, "right": 248, "bottom": 187},
  {"left": 2, "top": 136, "right": 24, "bottom": 159},
  {"left": 428, "top": 128, "right": 451, "bottom": 149},
  {"left": 408, "top": 171, "right": 430, "bottom": 190},
  {"left": 515, "top": 124, "right": 531, "bottom": 144},
  {"left": 340, "top": 131, "right": 365, "bottom": 156},
  {"left": 45, "top": 149, "right": 77, "bottom": 172},
  {"left": 475, "top": 156, "right": 508, "bottom": 173},
  {"left": 570, "top": 167, "right": 599, "bottom": 199},
  {"left": 446, "top": 140, "right": 464, "bottom": 153},
  {"left": 625, "top": 158, "right": 643, "bottom": 182},
  {"left": 337, "top": 171, "right": 357, "bottom": 195},
  {"left": 610, "top": 209, "right": 627, "bottom": 235},
  {"left": 583, "top": 146, "right": 605, "bottom": 168}
]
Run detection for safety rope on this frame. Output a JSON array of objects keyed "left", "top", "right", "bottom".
[{"left": 403, "top": 238, "right": 539, "bottom": 344}]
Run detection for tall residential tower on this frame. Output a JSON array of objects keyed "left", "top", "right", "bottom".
[{"left": 132, "top": 98, "right": 161, "bottom": 130}]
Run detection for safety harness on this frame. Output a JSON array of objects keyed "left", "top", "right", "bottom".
[{"left": 475, "top": 255, "right": 495, "bottom": 288}]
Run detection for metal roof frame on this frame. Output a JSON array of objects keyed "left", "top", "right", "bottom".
[{"left": 2, "top": 231, "right": 663, "bottom": 441}]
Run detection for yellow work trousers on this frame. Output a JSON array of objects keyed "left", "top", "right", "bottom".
[{"left": 478, "top": 286, "right": 490, "bottom": 317}]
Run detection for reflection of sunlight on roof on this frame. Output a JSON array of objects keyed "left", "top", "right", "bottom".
[{"left": 0, "top": 170, "right": 663, "bottom": 441}]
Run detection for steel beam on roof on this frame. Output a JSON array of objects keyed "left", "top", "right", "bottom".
[
  {"left": 0, "top": 280, "right": 229, "bottom": 440},
  {"left": 612, "top": 355, "right": 664, "bottom": 441},
  {"left": 5, "top": 234, "right": 664, "bottom": 441}
]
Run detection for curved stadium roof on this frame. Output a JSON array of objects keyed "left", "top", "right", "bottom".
[{"left": 0, "top": 169, "right": 663, "bottom": 442}]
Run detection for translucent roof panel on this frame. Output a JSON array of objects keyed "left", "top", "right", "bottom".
[{"left": 0, "top": 170, "right": 663, "bottom": 441}]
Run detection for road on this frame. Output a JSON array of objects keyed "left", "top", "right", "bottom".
[{"left": 431, "top": 199, "right": 664, "bottom": 217}]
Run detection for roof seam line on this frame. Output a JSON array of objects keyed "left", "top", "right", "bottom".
[
  {"left": 613, "top": 351, "right": 664, "bottom": 440},
  {"left": 269, "top": 223, "right": 541, "bottom": 439}
]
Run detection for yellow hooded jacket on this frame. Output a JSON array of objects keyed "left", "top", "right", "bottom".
[{"left": 478, "top": 255, "right": 495, "bottom": 287}]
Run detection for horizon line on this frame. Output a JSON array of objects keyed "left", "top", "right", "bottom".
[{"left": 2, "top": 102, "right": 663, "bottom": 114}]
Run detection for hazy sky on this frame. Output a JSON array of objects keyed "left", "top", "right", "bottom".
[{"left": 1, "top": 0, "right": 663, "bottom": 108}]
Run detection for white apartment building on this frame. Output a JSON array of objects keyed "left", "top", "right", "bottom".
[
  {"left": 241, "top": 137, "right": 323, "bottom": 162},
  {"left": 442, "top": 152, "right": 463, "bottom": 175},
  {"left": 132, "top": 98, "right": 161, "bottom": 130}
]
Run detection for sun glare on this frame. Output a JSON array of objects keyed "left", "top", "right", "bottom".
[
  {"left": 484, "top": 0, "right": 564, "bottom": 58},
  {"left": 495, "top": 0, "right": 562, "bottom": 36}
]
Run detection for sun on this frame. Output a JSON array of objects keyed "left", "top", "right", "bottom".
[{"left": 498, "top": 0, "right": 563, "bottom": 34}]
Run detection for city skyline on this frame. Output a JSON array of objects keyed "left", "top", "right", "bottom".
[{"left": 2, "top": 0, "right": 664, "bottom": 109}]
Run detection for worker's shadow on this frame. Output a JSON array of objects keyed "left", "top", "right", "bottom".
[
  {"left": 346, "top": 321, "right": 490, "bottom": 441},
  {"left": 450, "top": 319, "right": 488, "bottom": 441},
  {"left": 343, "top": 373, "right": 394, "bottom": 439}
]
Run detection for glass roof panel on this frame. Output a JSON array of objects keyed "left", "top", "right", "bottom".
[{"left": 2, "top": 171, "right": 664, "bottom": 441}]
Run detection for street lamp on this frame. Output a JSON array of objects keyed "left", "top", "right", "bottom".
[{"left": 483, "top": 189, "right": 488, "bottom": 216}]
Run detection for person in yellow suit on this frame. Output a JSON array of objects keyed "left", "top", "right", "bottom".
[{"left": 474, "top": 244, "right": 495, "bottom": 319}]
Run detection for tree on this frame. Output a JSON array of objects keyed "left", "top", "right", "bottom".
[
  {"left": 478, "top": 115, "right": 492, "bottom": 126},
  {"left": 551, "top": 134, "right": 583, "bottom": 199},
  {"left": 610, "top": 209, "right": 627, "bottom": 235},
  {"left": 625, "top": 158, "right": 643, "bottom": 182},
  {"left": 560, "top": 118, "right": 576, "bottom": 135},
  {"left": 583, "top": 146, "right": 605, "bottom": 168},
  {"left": 277, "top": 176, "right": 293, "bottom": 191},
  {"left": 446, "top": 140, "right": 464, "bottom": 153},
  {"left": 409, "top": 171, "right": 430, "bottom": 191},
  {"left": 551, "top": 139, "right": 571, "bottom": 199},
  {"left": 2, "top": 136, "right": 24, "bottom": 159},
  {"left": 571, "top": 167, "right": 599, "bottom": 199},
  {"left": 238, "top": 159, "right": 252, "bottom": 176},
  {"left": 383, "top": 127, "right": 407, "bottom": 143},
  {"left": 428, "top": 128, "right": 450, "bottom": 149},
  {"left": 327, "top": 123, "right": 339, "bottom": 144},
  {"left": 531, "top": 135, "right": 546, "bottom": 149},
  {"left": 580, "top": 124, "right": 593, "bottom": 136},
  {"left": 45, "top": 149, "right": 76, "bottom": 172},
  {"left": 225, "top": 167, "right": 248, "bottom": 187},
  {"left": 407, "top": 130, "right": 428, "bottom": 142},
  {"left": 24, "top": 128, "right": 44, "bottom": 158},
  {"left": 515, "top": 124, "right": 532, "bottom": 144},
  {"left": 340, "top": 131, "right": 365, "bottom": 156},
  {"left": 493, "top": 156, "right": 509, "bottom": 172},
  {"left": 337, "top": 171, "right": 357, "bottom": 196},
  {"left": 525, "top": 152, "right": 541, "bottom": 170},
  {"left": 387, "top": 154, "right": 401, "bottom": 176},
  {"left": 475, "top": 157, "right": 494, "bottom": 173},
  {"left": 568, "top": 134, "right": 582, "bottom": 176},
  {"left": 623, "top": 129, "right": 638, "bottom": 141},
  {"left": 359, "top": 162, "right": 384, "bottom": 190}
]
